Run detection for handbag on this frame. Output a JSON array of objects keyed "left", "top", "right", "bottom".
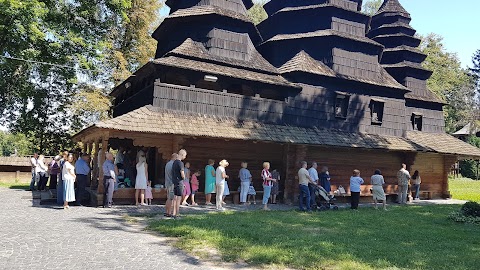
[{"left": 337, "top": 185, "right": 346, "bottom": 195}]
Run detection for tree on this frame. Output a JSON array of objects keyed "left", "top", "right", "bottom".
[
  {"left": 420, "top": 33, "right": 477, "bottom": 133},
  {"left": 471, "top": 50, "right": 480, "bottom": 94},
  {"left": 362, "top": 0, "right": 382, "bottom": 16},
  {"left": 248, "top": 0, "right": 268, "bottom": 25},
  {"left": 0, "top": 1, "right": 163, "bottom": 154},
  {"left": 69, "top": 85, "right": 112, "bottom": 131},
  {"left": 0, "top": 131, "right": 33, "bottom": 156}
]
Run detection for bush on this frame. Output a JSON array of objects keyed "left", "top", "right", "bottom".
[
  {"left": 448, "top": 211, "right": 480, "bottom": 225},
  {"left": 459, "top": 159, "right": 479, "bottom": 179},
  {"left": 461, "top": 201, "right": 480, "bottom": 217}
]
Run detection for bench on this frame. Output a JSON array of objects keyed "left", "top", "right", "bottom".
[{"left": 331, "top": 184, "right": 399, "bottom": 203}]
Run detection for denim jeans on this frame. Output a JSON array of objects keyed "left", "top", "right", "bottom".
[
  {"left": 412, "top": 184, "right": 421, "bottom": 199},
  {"left": 299, "top": 184, "right": 311, "bottom": 211},
  {"left": 262, "top": 185, "right": 272, "bottom": 205},
  {"left": 240, "top": 182, "right": 250, "bottom": 203},
  {"left": 308, "top": 184, "right": 317, "bottom": 207},
  {"left": 29, "top": 172, "right": 38, "bottom": 190}
]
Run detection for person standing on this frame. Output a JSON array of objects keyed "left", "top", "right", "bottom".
[
  {"left": 350, "top": 169, "right": 364, "bottom": 210},
  {"left": 135, "top": 153, "right": 148, "bottom": 206},
  {"left": 411, "top": 170, "right": 422, "bottom": 200},
  {"left": 239, "top": 162, "right": 252, "bottom": 205},
  {"left": 298, "top": 161, "right": 314, "bottom": 212},
  {"left": 261, "top": 162, "right": 275, "bottom": 211},
  {"left": 270, "top": 169, "right": 280, "bottom": 204},
  {"left": 57, "top": 151, "right": 69, "bottom": 205},
  {"left": 48, "top": 156, "right": 61, "bottom": 190},
  {"left": 371, "top": 169, "right": 387, "bottom": 210},
  {"left": 182, "top": 162, "right": 192, "bottom": 206},
  {"left": 37, "top": 155, "right": 48, "bottom": 191},
  {"left": 62, "top": 154, "right": 76, "bottom": 209},
  {"left": 215, "top": 160, "right": 229, "bottom": 211},
  {"left": 189, "top": 170, "right": 201, "bottom": 206},
  {"left": 74, "top": 153, "right": 90, "bottom": 206},
  {"left": 308, "top": 162, "right": 319, "bottom": 208},
  {"left": 115, "top": 146, "right": 125, "bottom": 170},
  {"left": 102, "top": 153, "right": 117, "bottom": 208},
  {"left": 204, "top": 159, "right": 216, "bottom": 205},
  {"left": 164, "top": 153, "right": 177, "bottom": 217},
  {"left": 172, "top": 149, "right": 187, "bottom": 218},
  {"left": 319, "top": 166, "right": 332, "bottom": 195},
  {"left": 29, "top": 153, "right": 39, "bottom": 191},
  {"left": 397, "top": 163, "right": 411, "bottom": 204}
]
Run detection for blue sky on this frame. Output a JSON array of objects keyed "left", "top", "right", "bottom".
[
  {"left": 401, "top": 0, "right": 480, "bottom": 68},
  {"left": 161, "top": 0, "right": 480, "bottom": 68}
]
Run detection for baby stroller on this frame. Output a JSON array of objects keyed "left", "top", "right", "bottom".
[{"left": 314, "top": 185, "right": 339, "bottom": 211}]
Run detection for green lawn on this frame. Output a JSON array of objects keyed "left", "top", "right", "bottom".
[
  {"left": 149, "top": 206, "right": 480, "bottom": 270},
  {"left": 449, "top": 177, "right": 480, "bottom": 202},
  {"left": 0, "top": 181, "right": 29, "bottom": 189}
]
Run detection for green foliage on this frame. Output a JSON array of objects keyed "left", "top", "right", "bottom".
[
  {"left": 247, "top": 0, "right": 268, "bottom": 25},
  {"left": 0, "top": 1, "right": 163, "bottom": 153},
  {"left": 69, "top": 84, "right": 112, "bottom": 131},
  {"left": 149, "top": 205, "right": 480, "bottom": 269},
  {"left": 461, "top": 201, "right": 480, "bottom": 217},
  {"left": 460, "top": 160, "right": 479, "bottom": 180},
  {"left": 448, "top": 211, "right": 480, "bottom": 225},
  {"left": 362, "top": 0, "right": 382, "bottom": 15},
  {"left": 0, "top": 131, "right": 33, "bottom": 156},
  {"left": 420, "top": 33, "right": 477, "bottom": 133},
  {"left": 449, "top": 177, "right": 480, "bottom": 202}
]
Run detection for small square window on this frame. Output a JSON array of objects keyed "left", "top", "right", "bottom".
[
  {"left": 370, "top": 100, "right": 384, "bottom": 125},
  {"left": 411, "top": 113, "right": 423, "bottom": 131},
  {"left": 335, "top": 94, "right": 350, "bottom": 118}
]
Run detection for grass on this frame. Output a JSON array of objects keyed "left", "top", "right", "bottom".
[
  {"left": 149, "top": 206, "right": 480, "bottom": 270},
  {"left": 0, "top": 181, "right": 29, "bottom": 189},
  {"left": 449, "top": 177, "right": 480, "bottom": 202}
]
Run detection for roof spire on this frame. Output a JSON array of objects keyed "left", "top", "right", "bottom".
[{"left": 376, "top": 0, "right": 410, "bottom": 18}]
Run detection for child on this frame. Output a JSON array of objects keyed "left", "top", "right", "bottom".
[
  {"left": 247, "top": 182, "right": 257, "bottom": 205},
  {"left": 182, "top": 162, "right": 192, "bottom": 206},
  {"left": 145, "top": 180, "right": 153, "bottom": 205},
  {"left": 190, "top": 170, "right": 201, "bottom": 206}
]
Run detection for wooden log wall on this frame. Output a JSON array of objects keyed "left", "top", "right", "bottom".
[
  {"left": 410, "top": 153, "right": 453, "bottom": 198},
  {"left": 181, "top": 137, "right": 285, "bottom": 194},
  {"left": 305, "top": 146, "right": 405, "bottom": 193}
]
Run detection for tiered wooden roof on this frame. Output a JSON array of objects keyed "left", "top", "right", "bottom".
[
  {"left": 368, "top": 0, "right": 442, "bottom": 104},
  {"left": 257, "top": 0, "right": 405, "bottom": 91},
  {"left": 150, "top": 0, "right": 295, "bottom": 89},
  {"left": 153, "top": 0, "right": 262, "bottom": 57}
]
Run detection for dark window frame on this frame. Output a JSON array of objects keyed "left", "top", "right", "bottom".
[
  {"left": 370, "top": 100, "right": 385, "bottom": 125},
  {"left": 411, "top": 113, "right": 423, "bottom": 131},
  {"left": 334, "top": 93, "right": 350, "bottom": 119}
]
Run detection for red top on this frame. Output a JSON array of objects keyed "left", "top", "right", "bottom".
[
  {"left": 262, "top": 169, "right": 272, "bottom": 186},
  {"left": 190, "top": 174, "right": 199, "bottom": 191}
]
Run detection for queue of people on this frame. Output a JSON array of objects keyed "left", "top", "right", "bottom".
[{"left": 28, "top": 148, "right": 423, "bottom": 213}]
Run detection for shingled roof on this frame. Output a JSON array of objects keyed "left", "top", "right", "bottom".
[
  {"left": 78, "top": 105, "right": 419, "bottom": 152},
  {"left": 278, "top": 51, "right": 408, "bottom": 91},
  {"left": 375, "top": 0, "right": 411, "bottom": 18},
  {"left": 406, "top": 131, "right": 480, "bottom": 158},
  {"left": 264, "top": 30, "right": 384, "bottom": 47},
  {"left": 278, "top": 51, "right": 336, "bottom": 77},
  {"left": 167, "top": 38, "right": 279, "bottom": 74},
  {"left": 166, "top": 5, "right": 251, "bottom": 22},
  {"left": 153, "top": 56, "right": 297, "bottom": 87},
  {"left": 74, "top": 105, "right": 480, "bottom": 158}
]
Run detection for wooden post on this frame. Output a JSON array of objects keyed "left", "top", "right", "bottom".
[
  {"left": 98, "top": 137, "right": 108, "bottom": 194},
  {"left": 92, "top": 141, "right": 99, "bottom": 188},
  {"left": 443, "top": 155, "right": 457, "bottom": 198},
  {"left": 283, "top": 144, "right": 307, "bottom": 204},
  {"left": 86, "top": 142, "right": 93, "bottom": 187}
]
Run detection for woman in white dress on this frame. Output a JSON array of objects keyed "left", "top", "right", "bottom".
[
  {"left": 135, "top": 155, "right": 148, "bottom": 206},
  {"left": 62, "top": 154, "right": 76, "bottom": 209}
]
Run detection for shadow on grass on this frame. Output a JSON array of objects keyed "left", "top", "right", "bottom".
[
  {"left": 148, "top": 205, "right": 480, "bottom": 270},
  {"left": 9, "top": 185, "right": 29, "bottom": 190}
]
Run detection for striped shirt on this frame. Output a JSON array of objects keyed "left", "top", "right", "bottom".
[{"left": 262, "top": 169, "right": 272, "bottom": 186}]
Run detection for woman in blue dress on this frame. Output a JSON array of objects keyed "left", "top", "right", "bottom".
[
  {"left": 204, "top": 159, "right": 216, "bottom": 205},
  {"left": 319, "top": 166, "right": 332, "bottom": 195}
]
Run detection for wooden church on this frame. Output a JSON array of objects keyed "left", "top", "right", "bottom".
[{"left": 74, "top": 0, "right": 480, "bottom": 205}]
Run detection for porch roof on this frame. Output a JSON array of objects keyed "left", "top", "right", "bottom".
[{"left": 73, "top": 106, "right": 480, "bottom": 158}]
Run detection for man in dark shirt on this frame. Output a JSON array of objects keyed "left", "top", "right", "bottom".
[{"left": 172, "top": 149, "right": 187, "bottom": 218}]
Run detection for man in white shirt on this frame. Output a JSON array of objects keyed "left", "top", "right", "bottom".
[
  {"left": 397, "top": 163, "right": 411, "bottom": 204},
  {"left": 308, "top": 162, "right": 320, "bottom": 208},
  {"left": 29, "top": 153, "right": 39, "bottom": 191}
]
